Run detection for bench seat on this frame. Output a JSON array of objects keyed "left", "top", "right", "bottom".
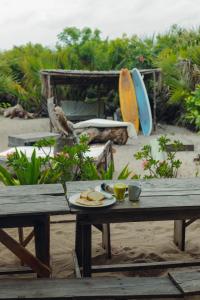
[{"left": 0, "top": 276, "right": 182, "bottom": 299}]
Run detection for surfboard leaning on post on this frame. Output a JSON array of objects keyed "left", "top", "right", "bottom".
[{"left": 119, "top": 68, "right": 139, "bottom": 134}]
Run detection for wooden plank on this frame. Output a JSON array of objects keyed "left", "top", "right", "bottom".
[
  {"left": 8, "top": 132, "right": 59, "bottom": 147},
  {"left": 0, "top": 195, "right": 69, "bottom": 217},
  {"left": 0, "top": 184, "right": 63, "bottom": 197},
  {"left": 169, "top": 271, "right": 200, "bottom": 296},
  {"left": 65, "top": 178, "right": 200, "bottom": 199},
  {"left": 0, "top": 277, "right": 182, "bottom": 299},
  {"left": 91, "top": 260, "right": 200, "bottom": 273},
  {"left": 76, "top": 210, "right": 200, "bottom": 224},
  {"left": 0, "top": 266, "right": 33, "bottom": 275},
  {"left": 174, "top": 220, "right": 186, "bottom": 251},
  {"left": 0, "top": 229, "right": 50, "bottom": 278},
  {"left": 166, "top": 144, "right": 194, "bottom": 152},
  {"left": 69, "top": 194, "right": 200, "bottom": 217}
]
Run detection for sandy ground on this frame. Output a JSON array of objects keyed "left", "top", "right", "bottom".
[{"left": 0, "top": 116, "right": 200, "bottom": 279}]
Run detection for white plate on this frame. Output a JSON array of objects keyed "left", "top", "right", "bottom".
[{"left": 69, "top": 193, "right": 116, "bottom": 208}]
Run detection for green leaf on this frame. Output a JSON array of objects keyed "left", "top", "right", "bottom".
[
  {"left": 0, "top": 164, "right": 16, "bottom": 185},
  {"left": 117, "top": 164, "right": 132, "bottom": 179}
]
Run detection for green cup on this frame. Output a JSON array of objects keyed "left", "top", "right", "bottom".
[{"left": 113, "top": 183, "right": 127, "bottom": 201}]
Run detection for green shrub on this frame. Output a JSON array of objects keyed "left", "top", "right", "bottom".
[
  {"left": 185, "top": 84, "right": 200, "bottom": 131},
  {"left": 133, "top": 135, "right": 183, "bottom": 179}
]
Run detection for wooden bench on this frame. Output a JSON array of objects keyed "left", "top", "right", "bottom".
[
  {"left": 1, "top": 270, "right": 200, "bottom": 299},
  {"left": 8, "top": 132, "right": 60, "bottom": 147}
]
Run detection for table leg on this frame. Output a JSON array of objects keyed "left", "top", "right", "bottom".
[
  {"left": 174, "top": 220, "right": 185, "bottom": 251},
  {"left": 82, "top": 223, "right": 92, "bottom": 277},
  {"left": 75, "top": 216, "right": 83, "bottom": 267},
  {"left": 34, "top": 215, "right": 50, "bottom": 277}
]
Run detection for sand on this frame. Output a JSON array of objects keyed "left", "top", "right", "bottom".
[{"left": 0, "top": 115, "right": 200, "bottom": 279}]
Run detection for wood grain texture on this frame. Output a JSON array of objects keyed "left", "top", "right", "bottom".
[
  {"left": 0, "top": 276, "right": 182, "bottom": 299},
  {"left": 0, "top": 183, "right": 63, "bottom": 197},
  {"left": 169, "top": 271, "right": 200, "bottom": 296},
  {"left": 8, "top": 132, "right": 59, "bottom": 147},
  {"left": 0, "top": 195, "right": 69, "bottom": 217}
]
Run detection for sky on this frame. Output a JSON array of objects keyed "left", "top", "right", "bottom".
[{"left": 1, "top": 0, "right": 200, "bottom": 50}]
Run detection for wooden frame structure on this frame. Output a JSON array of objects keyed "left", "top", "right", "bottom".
[{"left": 41, "top": 69, "right": 161, "bottom": 130}]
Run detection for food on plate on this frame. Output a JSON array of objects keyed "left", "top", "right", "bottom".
[
  {"left": 80, "top": 189, "right": 93, "bottom": 199},
  {"left": 76, "top": 189, "right": 105, "bottom": 206},
  {"left": 75, "top": 198, "right": 104, "bottom": 206},
  {"left": 87, "top": 191, "right": 105, "bottom": 201}
]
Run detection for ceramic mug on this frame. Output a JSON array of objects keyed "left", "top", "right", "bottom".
[{"left": 128, "top": 184, "right": 141, "bottom": 201}]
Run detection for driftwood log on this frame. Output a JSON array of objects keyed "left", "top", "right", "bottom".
[
  {"left": 75, "top": 127, "right": 128, "bottom": 145},
  {"left": 3, "top": 104, "right": 34, "bottom": 119},
  {"left": 47, "top": 97, "right": 129, "bottom": 147},
  {"left": 47, "top": 98, "right": 77, "bottom": 152}
]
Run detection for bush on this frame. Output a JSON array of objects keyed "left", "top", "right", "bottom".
[
  {"left": 133, "top": 135, "right": 183, "bottom": 179},
  {"left": 185, "top": 84, "right": 200, "bottom": 131}
]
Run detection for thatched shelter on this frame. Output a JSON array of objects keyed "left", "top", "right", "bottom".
[{"left": 40, "top": 69, "right": 161, "bottom": 129}]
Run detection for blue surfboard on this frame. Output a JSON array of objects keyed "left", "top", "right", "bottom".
[{"left": 132, "top": 68, "right": 152, "bottom": 136}]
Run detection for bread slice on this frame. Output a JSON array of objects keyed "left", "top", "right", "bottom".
[
  {"left": 80, "top": 189, "right": 93, "bottom": 199},
  {"left": 75, "top": 198, "right": 103, "bottom": 206},
  {"left": 87, "top": 191, "right": 105, "bottom": 201}
]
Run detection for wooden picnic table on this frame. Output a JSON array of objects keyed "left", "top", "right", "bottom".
[
  {"left": 0, "top": 184, "right": 69, "bottom": 278},
  {"left": 66, "top": 178, "right": 200, "bottom": 277}
]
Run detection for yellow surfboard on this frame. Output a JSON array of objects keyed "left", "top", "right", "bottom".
[{"left": 119, "top": 68, "right": 139, "bottom": 133}]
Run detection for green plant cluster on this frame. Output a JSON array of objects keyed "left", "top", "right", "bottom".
[
  {"left": 133, "top": 135, "right": 183, "bottom": 179},
  {"left": 185, "top": 84, "right": 200, "bottom": 130},
  {"left": 0, "top": 136, "right": 133, "bottom": 191},
  {"left": 0, "top": 135, "right": 183, "bottom": 191}
]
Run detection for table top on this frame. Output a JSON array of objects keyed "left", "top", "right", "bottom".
[
  {"left": 0, "top": 178, "right": 200, "bottom": 218},
  {"left": 0, "top": 184, "right": 69, "bottom": 217},
  {"left": 66, "top": 178, "right": 200, "bottom": 216}
]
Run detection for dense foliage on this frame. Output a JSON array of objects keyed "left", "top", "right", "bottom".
[
  {"left": 0, "top": 25, "right": 200, "bottom": 129},
  {"left": 0, "top": 136, "right": 133, "bottom": 190}
]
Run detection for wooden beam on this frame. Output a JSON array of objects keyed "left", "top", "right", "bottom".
[
  {"left": 91, "top": 259, "right": 200, "bottom": 273},
  {"left": 0, "top": 229, "right": 50, "bottom": 278},
  {"left": 166, "top": 144, "right": 194, "bottom": 152},
  {"left": 174, "top": 220, "right": 185, "bottom": 251}
]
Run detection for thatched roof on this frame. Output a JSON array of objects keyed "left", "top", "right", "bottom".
[{"left": 40, "top": 69, "right": 161, "bottom": 86}]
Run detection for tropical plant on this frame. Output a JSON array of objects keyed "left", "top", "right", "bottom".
[
  {"left": 0, "top": 136, "right": 133, "bottom": 189},
  {"left": 133, "top": 135, "right": 183, "bottom": 179},
  {"left": 185, "top": 84, "right": 200, "bottom": 131}
]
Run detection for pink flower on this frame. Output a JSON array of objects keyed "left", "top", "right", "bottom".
[{"left": 142, "top": 160, "right": 149, "bottom": 169}]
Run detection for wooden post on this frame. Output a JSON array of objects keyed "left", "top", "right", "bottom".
[
  {"left": 34, "top": 215, "right": 50, "bottom": 277},
  {"left": 47, "top": 74, "right": 53, "bottom": 132},
  {"left": 153, "top": 70, "right": 157, "bottom": 132},
  {"left": 102, "top": 224, "right": 112, "bottom": 259},
  {"left": 75, "top": 216, "right": 83, "bottom": 268},
  {"left": 18, "top": 227, "right": 24, "bottom": 266},
  {"left": 82, "top": 223, "right": 92, "bottom": 277},
  {"left": 174, "top": 220, "right": 186, "bottom": 251}
]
